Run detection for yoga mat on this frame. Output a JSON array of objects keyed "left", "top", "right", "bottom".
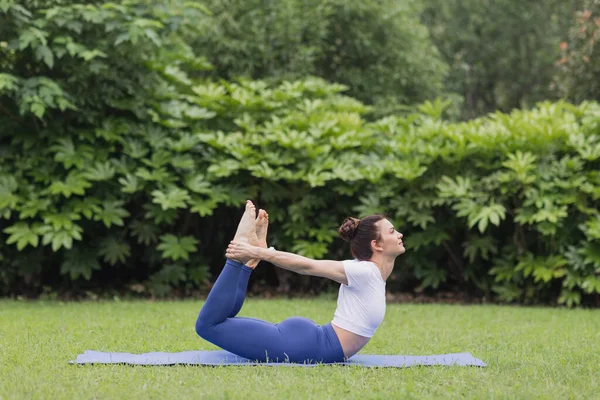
[{"left": 71, "top": 350, "right": 486, "bottom": 368}]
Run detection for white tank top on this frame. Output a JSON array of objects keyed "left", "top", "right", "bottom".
[{"left": 331, "top": 259, "right": 386, "bottom": 337}]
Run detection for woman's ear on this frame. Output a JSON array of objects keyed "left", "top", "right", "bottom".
[{"left": 371, "top": 239, "right": 383, "bottom": 252}]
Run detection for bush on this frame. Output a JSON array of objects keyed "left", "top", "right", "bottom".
[
  {"left": 0, "top": 0, "right": 217, "bottom": 297},
  {"left": 1, "top": 1, "right": 599, "bottom": 307},
  {"left": 366, "top": 100, "right": 600, "bottom": 307}
]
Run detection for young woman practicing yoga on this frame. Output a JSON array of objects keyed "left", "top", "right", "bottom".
[{"left": 195, "top": 200, "right": 405, "bottom": 363}]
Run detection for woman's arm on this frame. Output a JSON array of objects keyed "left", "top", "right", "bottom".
[{"left": 226, "top": 241, "right": 348, "bottom": 285}]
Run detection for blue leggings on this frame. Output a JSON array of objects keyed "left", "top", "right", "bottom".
[{"left": 195, "top": 259, "right": 346, "bottom": 364}]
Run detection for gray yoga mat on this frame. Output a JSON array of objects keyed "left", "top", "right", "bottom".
[{"left": 71, "top": 350, "right": 486, "bottom": 368}]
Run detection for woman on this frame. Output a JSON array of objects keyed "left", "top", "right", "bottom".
[{"left": 195, "top": 200, "right": 405, "bottom": 363}]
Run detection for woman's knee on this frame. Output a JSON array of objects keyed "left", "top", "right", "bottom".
[{"left": 195, "top": 316, "right": 212, "bottom": 339}]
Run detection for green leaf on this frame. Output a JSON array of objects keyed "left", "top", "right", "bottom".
[
  {"left": 35, "top": 45, "right": 54, "bottom": 68},
  {"left": 164, "top": 65, "right": 191, "bottom": 85},
  {"left": 170, "top": 133, "right": 200, "bottom": 152},
  {"left": 558, "top": 289, "right": 581, "bottom": 308},
  {"left": 50, "top": 138, "right": 93, "bottom": 169},
  {"left": 184, "top": 106, "right": 216, "bottom": 120},
  {"left": 407, "top": 210, "right": 435, "bottom": 230},
  {"left": 583, "top": 215, "right": 600, "bottom": 240},
  {"left": 0, "top": 73, "right": 19, "bottom": 92},
  {"left": 353, "top": 192, "right": 382, "bottom": 217},
  {"left": 144, "top": 203, "right": 178, "bottom": 225},
  {"left": 580, "top": 276, "right": 600, "bottom": 294},
  {"left": 502, "top": 151, "right": 537, "bottom": 183},
  {"left": 467, "top": 203, "right": 506, "bottom": 233},
  {"left": 98, "top": 236, "right": 131, "bottom": 265},
  {"left": 402, "top": 229, "right": 450, "bottom": 251},
  {"left": 47, "top": 172, "right": 92, "bottom": 198},
  {"left": 436, "top": 175, "right": 472, "bottom": 199},
  {"left": 291, "top": 240, "right": 329, "bottom": 259},
  {"left": 157, "top": 234, "right": 199, "bottom": 261},
  {"left": 135, "top": 167, "right": 170, "bottom": 183},
  {"left": 492, "top": 284, "right": 522, "bottom": 302},
  {"left": 418, "top": 268, "right": 447, "bottom": 290},
  {"left": 184, "top": 174, "right": 212, "bottom": 194},
  {"left": 581, "top": 243, "right": 600, "bottom": 268},
  {"left": 152, "top": 264, "right": 187, "bottom": 285},
  {"left": 170, "top": 155, "right": 195, "bottom": 170},
  {"left": 38, "top": 223, "right": 83, "bottom": 252},
  {"left": 129, "top": 219, "right": 159, "bottom": 245},
  {"left": 18, "top": 27, "right": 48, "bottom": 50},
  {"left": 207, "top": 159, "right": 242, "bottom": 178},
  {"left": 60, "top": 246, "right": 101, "bottom": 280},
  {"left": 463, "top": 236, "right": 498, "bottom": 263},
  {"left": 80, "top": 49, "right": 107, "bottom": 61},
  {"left": 42, "top": 211, "right": 81, "bottom": 230},
  {"left": 19, "top": 197, "right": 52, "bottom": 218},
  {"left": 30, "top": 102, "right": 45, "bottom": 118},
  {"left": 0, "top": 176, "right": 19, "bottom": 209},
  {"left": 124, "top": 138, "right": 148, "bottom": 158},
  {"left": 569, "top": 134, "right": 600, "bottom": 161},
  {"left": 151, "top": 187, "right": 190, "bottom": 210},
  {"left": 189, "top": 197, "right": 219, "bottom": 217},
  {"left": 118, "top": 174, "right": 143, "bottom": 193},
  {"left": 67, "top": 198, "right": 101, "bottom": 220},
  {"left": 515, "top": 254, "right": 567, "bottom": 283},
  {"left": 3, "top": 222, "right": 40, "bottom": 250},
  {"left": 413, "top": 263, "right": 448, "bottom": 291},
  {"left": 93, "top": 200, "right": 130, "bottom": 227},
  {"left": 530, "top": 199, "right": 568, "bottom": 224},
  {"left": 144, "top": 150, "right": 172, "bottom": 168},
  {"left": 84, "top": 161, "right": 116, "bottom": 181},
  {"left": 187, "top": 265, "right": 209, "bottom": 286}
]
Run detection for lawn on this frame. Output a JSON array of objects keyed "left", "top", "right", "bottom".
[{"left": 0, "top": 299, "right": 598, "bottom": 399}]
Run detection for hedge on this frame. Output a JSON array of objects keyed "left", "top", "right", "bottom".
[{"left": 1, "top": 1, "right": 599, "bottom": 306}]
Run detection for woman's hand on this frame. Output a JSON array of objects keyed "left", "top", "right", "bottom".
[{"left": 225, "top": 240, "right": 260, "bottom": 263}]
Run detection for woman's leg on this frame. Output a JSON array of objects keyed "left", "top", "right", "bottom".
[
  {"left": 197, "top": 259, "right": 250, "bottom": 326},
  {"left": 195, "top": 259, "right": 284, "bottom": 360},
  {"left": 228, "top": 208, "right": 269, "bottom": 317},
  {"left": 195, "top": 261, "right": 344, "bottom": 363},
  {"left": 228, "top": 261, "right": 251, "bottom": 317},
  {"left": 195, "top": 201, "right": 345, "bottom": 363}
]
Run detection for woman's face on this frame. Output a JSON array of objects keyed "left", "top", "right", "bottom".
[{"left": 376, "top": 219, "right": 405, "bottom": 256}]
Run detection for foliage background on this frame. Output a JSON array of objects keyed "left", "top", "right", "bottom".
[
  {"left": 1, "top": 0, "right": 599, "bottom": 306},
  {"left": 193, "top": 0, "right": 448, "bottom": 118},
  {"left": 420, "top": 0, "right": 584, "bottom": 119}
]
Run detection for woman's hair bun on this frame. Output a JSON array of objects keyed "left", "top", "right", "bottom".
[{"left": 338, "top": 217, "right": 360, "bottom": 242}]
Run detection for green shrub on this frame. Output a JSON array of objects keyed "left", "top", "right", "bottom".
[
  {"left": 1, "top": 1, "right": 599, "bottom": 307},
  {"left": 366, "top": 100, "right": 600, "bottom": 307},
  {"left": 0, "top": 0, "right": 217, "bottom": 297}
]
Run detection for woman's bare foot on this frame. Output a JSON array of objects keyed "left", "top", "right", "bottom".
[
  {"left": 231, "top": 200, "right": 259, "bottom": 264},
  {"left": 246, "top": 209, "right": 269, "bottom": 269},
  {"left": 255, "top": 209, "right": 269, "bottom": 248}
]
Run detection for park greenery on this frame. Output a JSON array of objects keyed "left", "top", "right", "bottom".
[{"left": 1, "top": 0, "right": 599, "bottom": 306}]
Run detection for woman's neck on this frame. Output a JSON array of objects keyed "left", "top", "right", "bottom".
[{"left": 368, "top": 254, "right": 395, "bottom": 281}]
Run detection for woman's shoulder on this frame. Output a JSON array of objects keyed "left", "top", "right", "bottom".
[
  {"left": 343, "top": 259, "right": 378, "bottom": 274},
  {"left": 344, "top": 259, "right": 375, "bottom": 266}
]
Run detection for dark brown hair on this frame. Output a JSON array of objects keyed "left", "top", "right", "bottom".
[{"left": 338, "top": 215, "right": 386, "bottom": 260}]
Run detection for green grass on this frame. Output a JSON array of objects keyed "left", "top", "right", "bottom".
[{"left": 1, "top": 299, "right": 599, "bottom": 400}]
